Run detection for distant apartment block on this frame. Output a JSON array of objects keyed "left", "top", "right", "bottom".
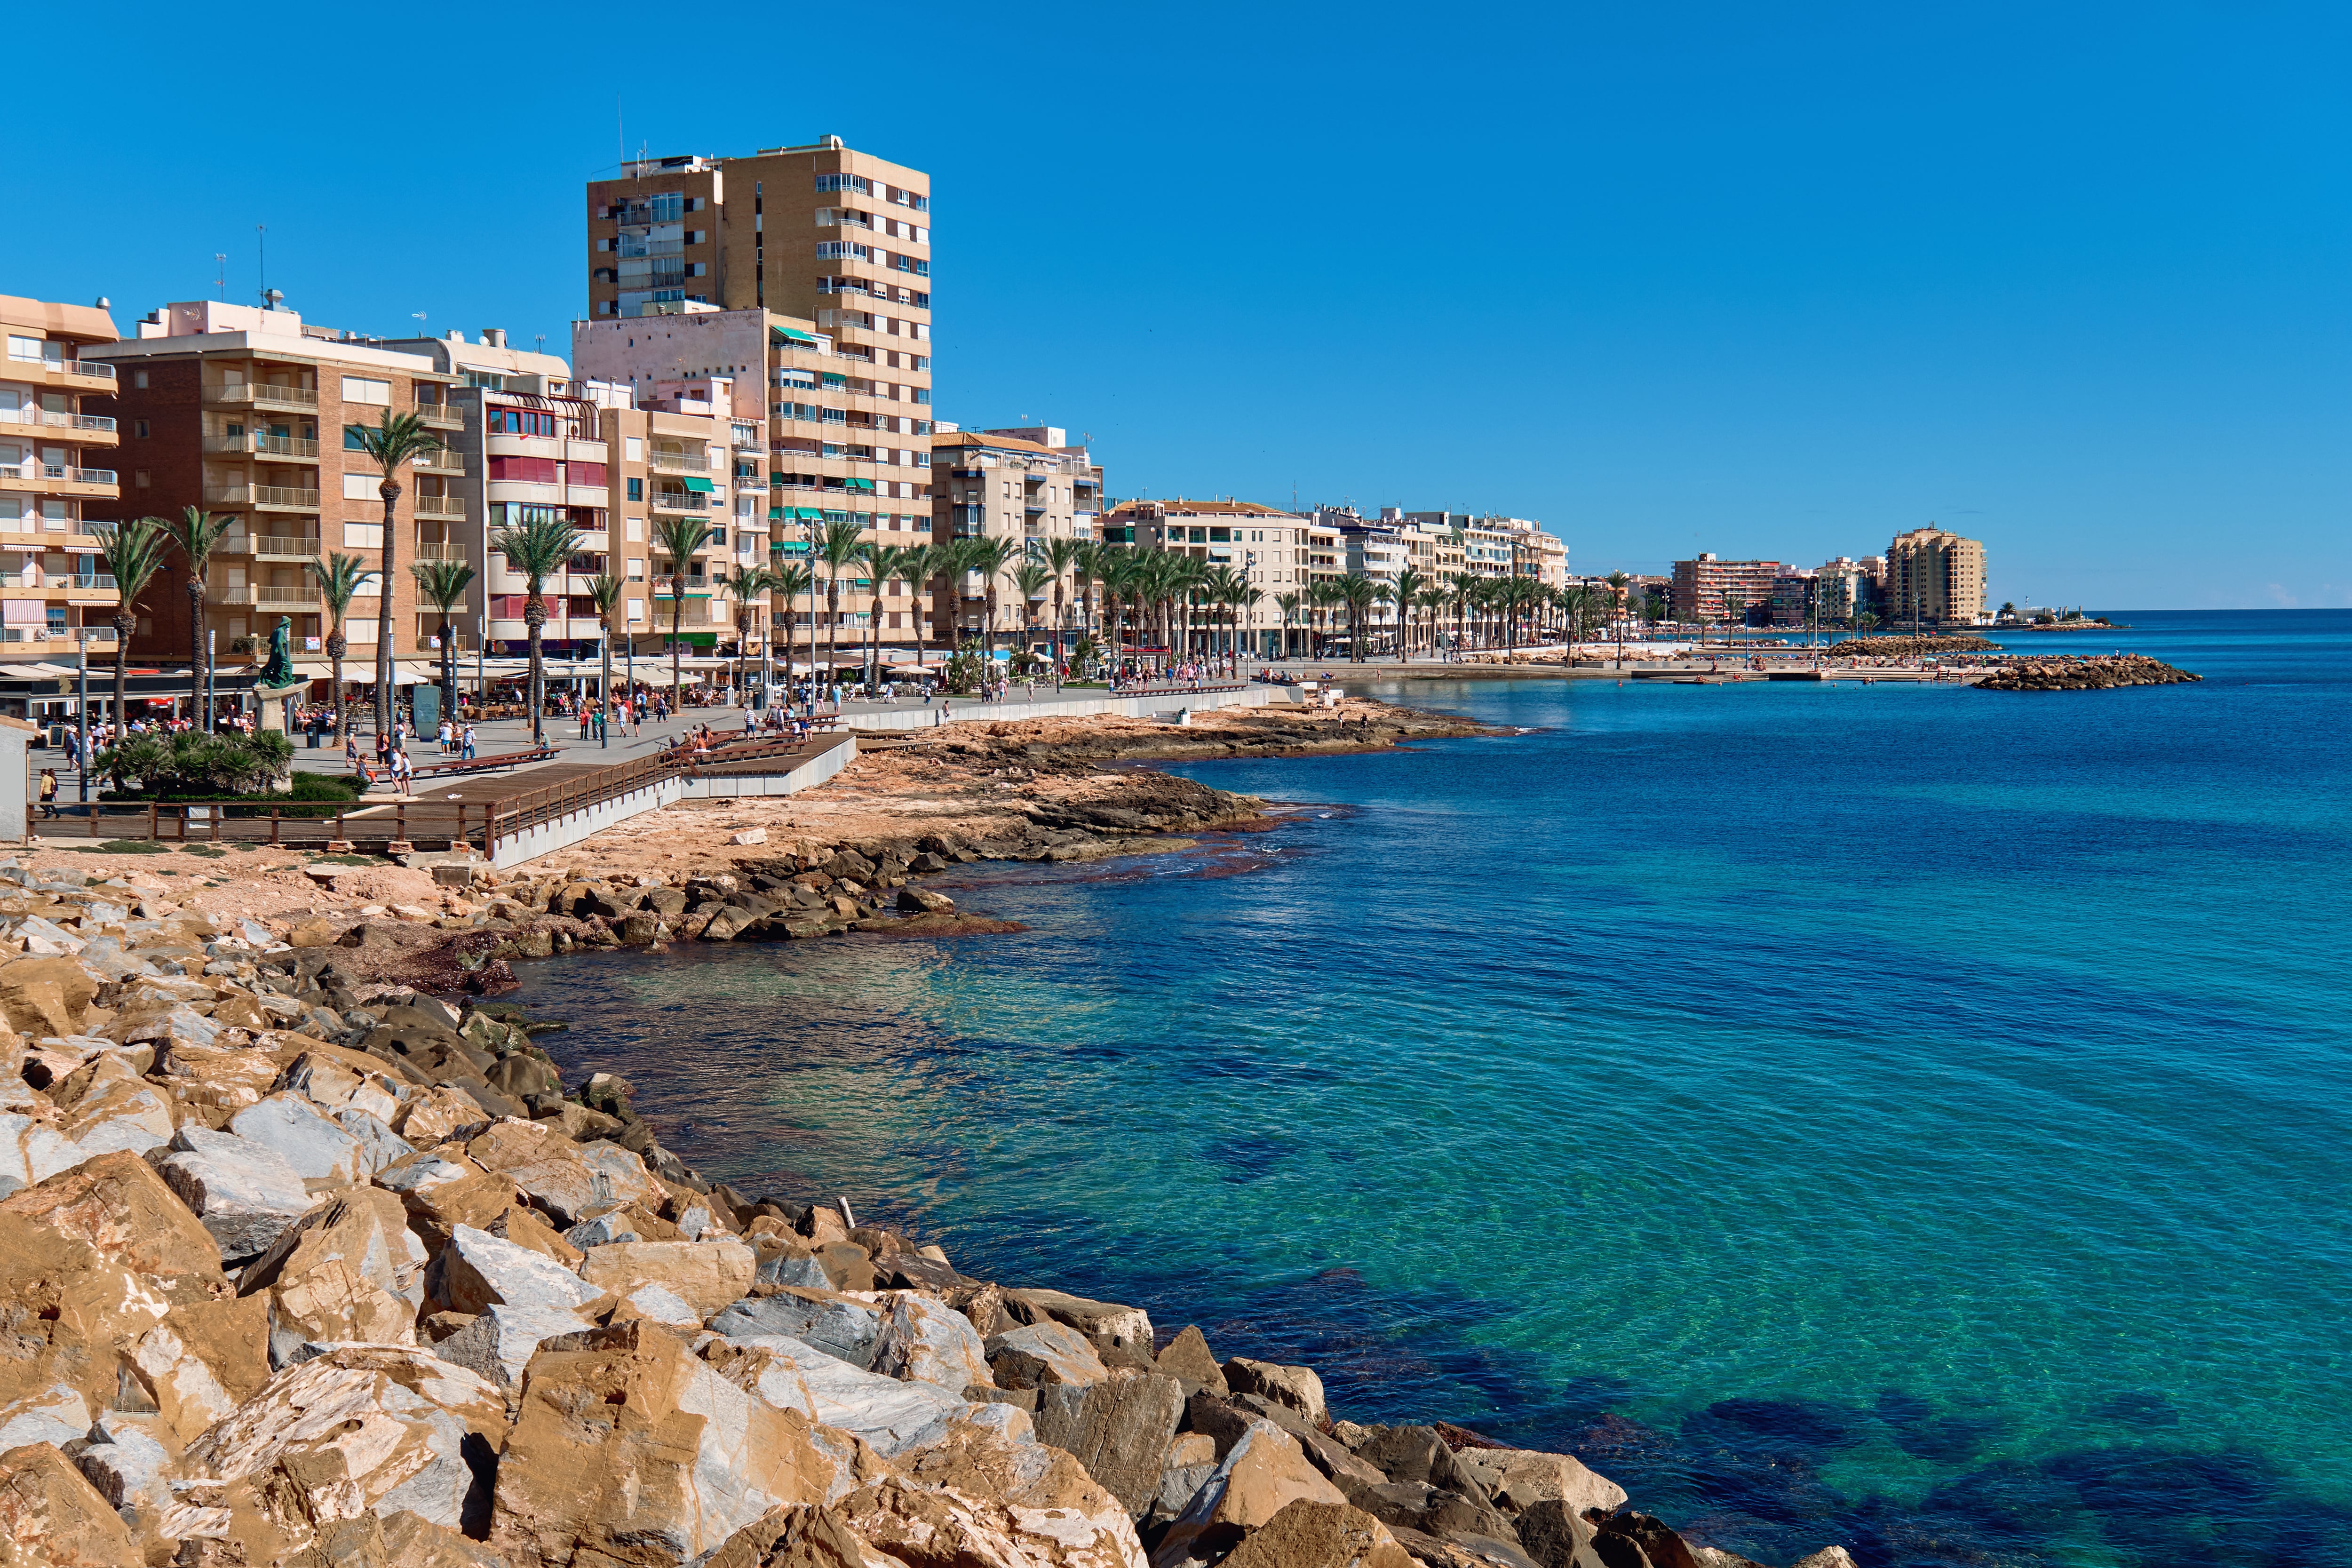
[
  {"left": 86, "top": 301, "right": 462, "bottom": 664},
  {"left": 1814, "top": 556, "right": 1885, "bottom": 622},
  {"left": 0, "top": 295, "right": 124, "bottom": 658},
  {"left": 1671, "top": 553, "right": 1785, "bottom": 625},
  {"left": 932, "top": 426, "right": 1104, "bottom": 645},
  {"left": 1883, "top": 527, "right": 1987, "bottom": 625}
]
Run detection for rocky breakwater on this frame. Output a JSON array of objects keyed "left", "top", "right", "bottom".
[
  {"left": 0, "top": 868, "right": 1864, "bottom": 1568},
  {"left": 1973, "top": 653, "right": 2201, "bottom": 692},
  {"left": 1820, "top": 636, "right": 2000, "bottom": 659}
]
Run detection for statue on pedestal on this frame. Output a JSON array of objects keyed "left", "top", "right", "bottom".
[{"left": 256, "top": 616, "right": 296, "bottom": 688}]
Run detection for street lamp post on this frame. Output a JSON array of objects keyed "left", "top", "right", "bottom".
[{"left": 75, "top": 637, "right": 89, "bottom": 804}]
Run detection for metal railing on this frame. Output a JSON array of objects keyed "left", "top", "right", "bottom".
[
  {"left": 251, "top": 536, "right": 323, "bottom": 559},
  {"left": 650, "top": 451, "right": 710, "bottom": 471},
  {"left": 413, "top": 541, "right": 463, "bottom": 561},
  {"left": 2, "top": 408, "right": 115, "bottom": 434},
  {"left": 413, "top": 495, "right": 465, "bottom": 517},
  {"left": 250, "top": 486, "right": 320, "bottom": 509},
  {"left": 412, "top": 402, "right": 464, "bottom": 425},
  {"left": 257, "top": 435, "right": 321, "bottom": 458},
  {"left": 55, "top": 360, "right": 116, "bottom": 382},
  {"left": 412, "top": 449, "right": 465, "bottom": 471}
]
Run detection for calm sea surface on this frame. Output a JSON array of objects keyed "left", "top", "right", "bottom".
[{"left": 520, "top": 609, "right": 2352, "bottom": 1568}]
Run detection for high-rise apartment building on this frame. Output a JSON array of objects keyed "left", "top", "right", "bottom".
[
  {"left": 1814, "top": 556, "right": 1884, "bottom": 623},
  {"left": 86, "top": 301, "right": 461, "bottom": 666},
  {"left": 930, "top": 427, "right": 1102, "bottom": 648},
  {"left": 0, "top": 296, "right": 124, "bottom": 660},
  {"left": 1883, "top": 527, "right": 1987, "bottom": 626},
  {"left": 1671, "top": 553, "right": 1785, "bottom": 625}
]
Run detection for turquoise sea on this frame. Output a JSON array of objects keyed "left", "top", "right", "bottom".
[{"left": 521, "top": 609, "right": 2352, "bottom": 1568}]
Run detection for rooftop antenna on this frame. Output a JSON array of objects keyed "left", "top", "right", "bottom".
[
  {"left": 535, "top": 334, "right": 546, "bottom": 357},
  {"left": 412, "top": 312, "right": 428, "bottom": 333},
  {"left": 213, "top": 254, "right": 227, "bottom": 300},
  {"left": 255, "top": 224, "right": 267, "bottom": 309}
]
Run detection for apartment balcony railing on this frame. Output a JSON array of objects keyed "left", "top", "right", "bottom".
[
  {"left": 0, "top": 408, "right": 116, "bottom": 435},
  {"left": 237, "top": 486, "right": 321, "bottom": 510},
  {"left": 0, "top": 625, "right": 117, "bottom": 645},
  {"left": 413, "top": 541, "right": 464, "bottom": 562},
  {"left": 209, "top": 585, "right": 318, "bottom": 608},
  {"left": 411, "top": 448, "right": 465, "bottom": 472},
  {"left": 52, "top": 360, "right": 116, "bottom": 383},
  {"left": 251, "top": 536, "right": 323, "bottom": 561},
  {"left": 650, "top": 493, "right": 710, "bottom": 513},
  {"left": 650, "top": 452, "right": 709, "bottom": 471},
  {"left": 412, "top": 402, "right": 465, "bottom": 428},
  {"left": 18, "top": 463, "right": 118, "bottom": 486},
  {"left": 413, "top": 495, "right": 465, "bottom": 518},
  {"left": 202, "top": 382, "right": 318, "bottom": 409}
]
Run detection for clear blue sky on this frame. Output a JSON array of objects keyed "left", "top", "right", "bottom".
[{"left": 25, "top": 2, "right": 2348, "bottom": 607}]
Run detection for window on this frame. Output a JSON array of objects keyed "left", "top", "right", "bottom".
[
  {"left": 816, "top": 241, "right": 871, "bottom": 262},
  {"left": 134, "top": 372, "right": 149, "bottom": 389},
  {"left": 485, "top": 408, "right": 557, "bottom": 436},
  {"left": 344, "top": 523, "right": 384, "bottom": 549},
  {"left": 341, "top": 376, "right": 391, "bottom": 406},
  {"left": 489, "top": 456, "right": 558, "bottom": 483},
  {"left": 815, "top": 174, "right": 871, "bottom": 195},
  {"left": 132, "top": 419, "right": 149, "bottom": 438},
  {"left": 913, "top": 355, "right": 930, "bottom": 371},
  {"left": 626, "top": 477, "right": 643, "bottom": 501},
  {"left": 914, "top": 226, "right": 930, "bottom": 245},
  {"left": 624, "top": 437, "right": 643, "bottom": 461},
  {"left": 132, "top": 469, "right": 149, "bottom": 488},
  {"left": 343, "top": 425, "right": 369, "bottom": 450},
  {"left": 4, "top": 337, "right": 40, "bottom": 362},
  {"left": 685, "top": 231, "right": 705, "bottom": 245},
  {"left": 341, "top": 474, "right": 377, "bottom": 500},
  {"left": 596, "top": 238, "right": 612, "bottom": 252}
]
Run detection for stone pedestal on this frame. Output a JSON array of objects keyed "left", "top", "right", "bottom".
[{"left": 252, "top": 680, "right": 308, "bottom": 736}]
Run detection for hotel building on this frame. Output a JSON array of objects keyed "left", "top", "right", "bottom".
[
  {"left": 0, "top": 296, "right": 123, "bottom": 659},
  {"left": 1883, "top": 527, "right": 1987, "bottom": 626},
  {"left": 930, "top": 426, "right": 1102, "bottom": 647},
  {"left": 1670, "top": 553, "right": 1786, "bottom": 626}
]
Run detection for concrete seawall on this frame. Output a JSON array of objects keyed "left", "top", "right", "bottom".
[{"left": 847, "top": 684, "right": 1296, "bottom": 733}]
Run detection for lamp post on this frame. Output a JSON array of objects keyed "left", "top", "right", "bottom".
[{"left": 75, "top": 636, "right": 89, "bottom": 804}]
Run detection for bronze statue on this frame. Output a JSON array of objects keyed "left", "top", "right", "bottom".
[{"left": 257, "top": 615, "right": 296, "bottom": 687}]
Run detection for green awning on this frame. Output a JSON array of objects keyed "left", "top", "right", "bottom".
[
  {"left": 845, "top": 478, "right": 875, "bottom": 492},
  {"left": 680, "top": 476, "right": 715, "bottom": 493},
  {"left": 768, "top": 508, "right": 783, "bottom": 521},
  {"left": 772, "top": 541, "right": 809, "bottom": 553},
  {"left": 771, "top": 326, "right": 818, "bottom": 345},
  {"left": 790, "top": 506, "right": 825, "bottom": 519}
]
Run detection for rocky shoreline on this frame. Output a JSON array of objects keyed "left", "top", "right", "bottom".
[
  {"left": 0, "top": 844, "right": 1863, "bottom": 1568},
  {"left": 1820, "top": 636, "right": 2001, "bottom": 658},
  {"left": 1971, "top": 653, "right": 2201, "bottom": 692}
]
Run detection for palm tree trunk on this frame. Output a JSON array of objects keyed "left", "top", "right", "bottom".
[
  {"left": 826, "top": 579, "right": 840, "bottom": 683},
  {"left": 440, "top": 615, "right": 456, "bottom": 732},
  {"left": 111, "top": 614, "right": 132, "bottom": 788},
  {"left": 376, "top": 481, "right": 397, "bottom": 741},
  {"left": 526, "top": 597, "right": 545, "bottom": 746},
  {"left": 670, "top": 574, "right": 685, "bottom": 714},
  {"left": 186, "top": 579, "right": 205, "bottom": 725}
]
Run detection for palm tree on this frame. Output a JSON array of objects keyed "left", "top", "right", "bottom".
[
  {"left": 1390, "top": 567, "right": 1427, "bottom": 658},
  {"left": 159, "top": 507, "right": 236, "bottom": 723},
  {"left": 586, "top": 572, "right": 625, "bottom": 743},
  {"left": 1274, "top": 590, "right": 1301, "bottom": 660},
  {"left": 1042, "top": 537, "right": 1083, "bottom": 667},
  {"left": 1070, "top": 540, "right": 1104, "bottom": 653},
  {"left": 408, "top": 558, "right": 476, "bottom": 733},
  {"left": 348, "top": 411, "right": 445, "bottom": 740},
  {"left": 856, "top": 543, "right": 913, "bottom": 685},
  {"left": 1333, "top": 572, "right": 1375, "bottom": 662},
  {"left": 648, "top": 513, "right": 715, "bottom": 713},
  {"left": 769, "top": 559, "right": 816, "bottom": 685},
  {"left": 306, "top": 553, "right": 375, "bottom": 744},
  {"left": 814, "top": 518, "right": 867, "bottom": 682},
  {"left": 959, "top": 536, "right": 1021, "bottom": 658},
  {"left": 87, "top": 518, "right": 171, "bottom": 782},
  {"left": 1446, "top": 573, "right": 1476, "bottom": 654},
  {"left": 719, "top": 566, "right": 778, "bottom": 699},
  {"left": 490, "top": 512, "right": 584, "bottom": 746},
  {"left": 1013, "top": 561, "right": 1053, "bottom": 659}
]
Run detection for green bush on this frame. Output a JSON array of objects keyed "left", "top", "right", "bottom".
[
  {"left": 289, "top": 772, "right": 360, "bottom": 802},
  {"left": 97, "top": 731, "right": 294, "bottom": 797}
]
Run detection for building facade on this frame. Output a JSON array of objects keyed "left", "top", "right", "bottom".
[
  {"left": 1670, "top": 553, "right": 1786, "bottom": 626},
  {"left": 1814, "top": 556, "right": 1885, "bottom": 623},
  {"left": 930, "top": 427, "right": 1101, "bottom": 648},
  {"left": 86, "top": 301, "right": 461, "bottom": 667},
  {"left": 0, "top": 296, "right": 123, "bottom": 660},
  {"left": 1883, "top": 527, "right": 1987, "bottom": 625}
]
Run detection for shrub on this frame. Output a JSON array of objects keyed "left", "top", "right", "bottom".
[{"left": 97, "top": 731, "right": 294, "bottom": 797}]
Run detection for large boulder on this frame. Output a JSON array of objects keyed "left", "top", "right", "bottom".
[
  {"left": 703, "top": 1502, "right": 912, "bottom": 1568},
  {"left": 0, "top": 1109, "right": 88, "bottom": 1196},
  {"left": 713, "top": 1291, "right": 884, "bottom": 1369},
  {"left": 869, "top": 1293, "right": 992, "bottom": 1391},
  {"left": 0, "top": 956, "right": 98, "bottom": 1035},
  {"left": 151, "top": 1125, "right": 316, "bottom": 1262},
  {"left": 0, "top": 1149, "right": 224, "bottom": 1298},
  {"left": 274, "top": 1049, "right": 406, "bottom": 1124},
  {"left": 54, "top": 1055, "right": 176, "bottom": 1160},
  {"left": 229, "top": 1094, "right": 369, "bottom": 1186},
  {"left": 987, "top": 1320, "right": 1110, "bottom": 1389},
  {"left": 464, "top": 1122, "right": 662, "bottom": 1226},
  {"left": 1156, "top": 1326, "right": 1230, "bottom": 1397},
  {"left": 1004, "top": 1287, "right": 1155, "bottom": 1361},
  {"left": 1218, "top": 1500, "right": 1417, "bottom": 1568},
  {"left": 489, "top": 1321, "right": 838, "bottom": 1568},
  {"left": 237, "top": 1187, "right": 429, "bottom": 1367},
  {"left": 1224, "top": 1358, "right": 1327, "bottom": 1427},
  {"left": 432, "top": 1302, "right": 598, "bottom": 1389},
  {"left": 1512, "top": 1501, "right": 1611, "bottom": 1568},
  {"left": 1452, "top": 1449, "right": 1626, "bottom": 1518},
  {"left": 429, "top": 1223, "right": 605, "bottom": 1317},
  {"left": 709, "top": 1334, "right": 967, "bottom": 1457},
  {"left": 1034, "top": 1372, "right": 1186, "bottom": 1516},
  {"left": 578, "top": 1239, "right": 756, "bottom": 1320},
  {"left": 838, "top": 1420, "right": 1145, "bottom": 1568},
  {"left": 0, "top": 1441, "right": 140, "bottom": 1567},
  {"left": 173, "top": 1345, "right": 508, "bottom": 1560},
  {"left": 1150, "top": 1419, "right": 1347, "bottom": 1568}
]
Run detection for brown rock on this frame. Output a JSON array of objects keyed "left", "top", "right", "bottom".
[
  {"left": 489, "top": 1320, "right": 839, "bottom": 1568},
  {"left": 1591, "top": 1513, "right": 1700, "bottom": 1568},
  {"left": 1005, "top": 1288, "right": 1155, "bottom": 1360},
  {"left": 1224, "top": 1357, "right": 1327, "bottom": 1427},
  {"left": 987, "top": 1320, "right": 1110, "bottom": 1390},
  {"left": 281, "top": 1508, "right": 506, "bottom": 1568},
  {"left": 0, "top": 1150, "right": 223, "bottom": 1299},
  {"left": 578, "top": 1238, "right": 757, "bottom": 1319},
  {"left": 705, "top": 1502, "right": 909, "bottom": 1568},
  {"left": 236, "top": 1187, "right": 429, "bottom": 1364},
  {"left": 815, "top": 1240, "right": 875, "bottom": 1293},
  {"left": 1218, "top": 1500, "right": 1417, "bottom": 1568},
  {"left": 843, "top": 1421, "right": 1145, "bottom": 1568},
  {"left": 1033, "top": 1372, "right": 1186, "bottom": 1516},
  {"left": 0, "top": 1441, "right": 140, "bottom": 1568},
  {"left": 1512, "top": 1502, "right": 1609, "bottom": 1568},
  {"left": 396, "top": 1086, "right": 491, "bottom": 1145},
  {"left": 1151, "top": 1419, "right": 1348, "bottom": 1568},
  {"left": 1156, "top": 1325, "right": 1230, "bottom": 1396},
  {"left": 464, "top": 1121, "right": 662, "bottom": 1225},
  {"left": 0, "top": 957, "right": 97, "bottom": 1037},
  {"left": 1452, "top": 1449, "right": 1626, "bottom": 1518}
]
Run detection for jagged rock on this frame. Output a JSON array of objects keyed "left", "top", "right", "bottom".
[
  {"left": 151, "top": 1125, "right": 316, "bottom": 1261},
  {"left": 1590, "top": 1512, "right": 1701, "bottom": 1568},
  {"left": 489, "top": 1321, "right": 837, "bottom": 1567},
  {"left": 986, "top": 1320, "right": 1110, "bottom": 1389},
  {"left": 279, "top": 1508, "right": 506, "bottom": 1568},
  {"left": 0, "top": 1111, "right": 79, "bottom": 1196},
  {"left": 1034, "top": 1372, "right": 1186, "bottom": 1516},
  {"left": 72, "top": 1412, "right": 171, "bottom": 1522},
  {"left": 463, "top": 1121, "right": 662, "bottom": 1225},
  {"left": 870, "top": 1292, "right": 992, "bottom": 1390},
  {"left": 175, "top": 1344, "right": 508, "bottom": 1560},
  {"left": 1148, "top": 1432, "right": 1220, "bottom": 1526},
  {"left": 433, "top": 1301, "right": 596, "bottom": 1389},
  {"left": 55, "top": 1055, "right": 176, "bottom": 1161},
  {"left": 394, "top": 1086, "right": 489, "bottom": 1145},
  {"left": 1225, "top": 1357, "right": 1327, "bottom": 1426},
  {"left": 1151, "top": 1419, "right": 1347, "bottom": 1568},
  {"left": 1513, "top": 1500, "right": 1612, "bottom": 1568},
  {"left": 1156, "top": 1325, "right": 1230, "bottom": 1396},
  {"left": 0, "top": 956, "right": 98, "bottom": 1035},
  {"left": 229, "top": 1093, "right": 368, "bottom": 1186},
  {"left": 331, "top": 1107, "right": 416, "bottom": 1175},
  {"left": 0, "top": 1149, "right": 224, "bottom": 1294},
  {"left": 237, "top": 1187, "right": 428, "bottom": 1367},
  {"left": 0, "top": 1383, "right": 89, "bottom": 1451},
  {"left": 431, "top": 1223, "right": 605, "bottom": 1317},
  {"left": 1790, "top": 1549, "right": 1858, "bottom": 1568},
  {"left": 709, "top": 1334, "right": 968, "bottom": 1457},
  {"left": 615, "top": 1283, "right": 704, "bottom": 1327},
  {"left": 839, "top": 1420, "right": 1145, "bottom": 1568},
  {"left": 0, "top": 1440, "right": 140, "bottom": 1567},
  {"left": 1219, "top": 1499, "right": 1418, "bottom": 1568},
  {"left": 1453, "top": 1449, "right": 1627, "bottom": 1517},
  {"left": 713, "top": 1291, "right": 885, "bottom": 1369},
  {"left": 704, "top": 1501, "right": 909, "bottom": 1568},
  {"left": 1004, "top": 1287, "right": 1154, "bottom": 1359},
  {"left": 274, "top": 1049, "right": 405, "bottom": 1124},
  {"left": 579, "top": 1238, "right": 756, "bottom": 1319},
  {"left": 813, "top": 1240, "right": 876, "bottom": 1293}
]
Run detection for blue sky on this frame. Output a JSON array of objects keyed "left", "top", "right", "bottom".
[{"left": 24, "top": 2, "right": 2348, "bottom": 607}]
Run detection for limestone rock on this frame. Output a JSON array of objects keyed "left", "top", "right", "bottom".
[
  {"left": 1588, "top": 1513, "right": 1702, "bottom": 1568},
  {"left": 177, "top": 1344, "right": 508, "bottom": 1560},
  {"left": 0, "top": 1441, "right": 140, "bottom": 1567},
  {"left": 1005, "top": 1287, "right": 1154, "bottom": 1360},
  {"left": 1150, "top": 1419, "right": 1347, "bottom": 1568},
  {"left": 869, "top": 1293, "right": 992, "bottom": 1391},
  {"left": 275, "top": 1050, "right": 405, "bottom": 1124},
  {"left": 430, "top": 1223, "right": 604, "bottom": 1317},
  {"left": 1791, "top": 1548, "right": 1859, "bottom": 1568},
  {"left": 72, "top": 1413, "right": 172, "bottom": 1522},
  {"left": 703, "top": 1502, "right": 909, "bottom": 1568},
  {"left": 1452, "top": 1449, "right": 1626, "bottom": 1518},
  {"left": 615, "top": 1283, "right": 705, "bottom": 1328},
  {"left": 1156, "top": 1325, "right": 1230, "bottom": 1396},
  {"left": 0, "top": 1382, "right": 89, "bottom": 1451},
  {"left": 842, "top": 1420, "right": 1145, "bottom": 1568},
  {"left": 1512, "top": 1501, "right": 1610, "bottom": 1568},
  {"left": 279, "top": 1508, "right": 506, "bottom": 1568},
  {"left": 489, "top": 1321, "right": 837, "bottom": 1568},
  {"left": 1148, "top": 1432, "right": 1220, "bottom": 1526},
  {"left": 0, "top": 1149, "right": 224, "bottom": 1295},
  {"left": 1224, "top": 1357, "right": 1328, "bottom": 1427},
  {"left": 433, "top": 1301, "right": 596, "bottom": 1389},
  {"left": 464, "top": 1121, "right": 661, "bottom": 1225},
  {"left": 987, "top": 1320, "right": 1110, "bottom": 1389},
  {"left": 229, "top": 1094, "right": 368, "bottom": 1186},
  {"left": 396, "top": 1086, "right": 490, "bottom": 1145},
  {"left": 710, "top": 1334, "right": 966, "bottom": 1457},
  {"left": 579, "top": 1238, "right": 756, "bottom": 1320},
  {"left": 1033, "top": 1372, "right": 1186, "bottom": 1516},
  {"left": 55, "top": 1055, "right": 176, "bottom": 1160},
  {"left": 151, "top": 1125, "right": 316, "bottom": 1261},
  {"left": 713, "top": 1290, "right": 884, "bottom": 1369},
  {"left": 237, "top": 1187, "right": 429, "bottom": 1367},
  {"left": 0, "top": 1109, "right": 85, "bottom": 1196},
  {"left": 1218, "top": 1500, "right": 1417, "bottom": 1568}
]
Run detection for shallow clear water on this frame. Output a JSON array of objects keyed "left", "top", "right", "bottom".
[{"left": 521, "top": 609, "right": 2352, "bottom": 1568}]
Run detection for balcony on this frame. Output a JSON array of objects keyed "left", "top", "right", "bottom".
[
  {"left": 11, "top": 357, "right": 116, "bottom": 391},
  {"left": 209, "top": 585, "right": 318, "bottom": 609},
  {"left": 650, "top": 493, "right": 711, "bottom": 514},
  {"left": 413, "top": 496, "right": 465, "bottom": 518},
  {"left": 0, "top": 407, "right": 117, "bottom": 444},
  {"left": 412, "top": 401, "right": 465, "bottom": 428},
  {"left": 203, "top": 382, "right": 318, "bottom": 409},
  {"left": 411, "top": 448, "right": 465, "bottom": 472},
  {"left": 650, "top": 451, "right": 709, "bottom": 471},
  {"left": 3, "top": 463, "right": 118, "bottom": 492},
  {"left": 211, "top": 485, "right": 320, "bottom": 511},
  {"left": 412, "top": 541, "right": 465, "bottom": 562},
  {"left": 252, "top": 536, "right": 323, "bottom": 562}
]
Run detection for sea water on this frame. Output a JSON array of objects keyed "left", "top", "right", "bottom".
[{"left": 520, "top": 609, "right": 2352, "bottom": 1568}]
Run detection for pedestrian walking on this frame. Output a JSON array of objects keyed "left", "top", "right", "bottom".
[
  {"left": 460, "top": 723, "right": 477, "bottom": 760},
  {"left": 36, "top": 769, "right": 58, "bottom": 820}
]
